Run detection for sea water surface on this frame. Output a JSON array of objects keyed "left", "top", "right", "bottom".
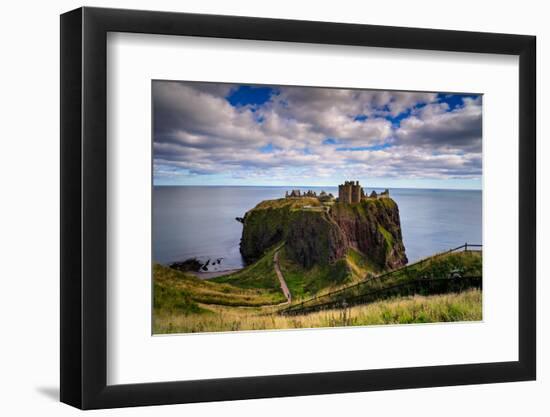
[{"left": 153, "top": 186, "right": 482, "bottom": 271}]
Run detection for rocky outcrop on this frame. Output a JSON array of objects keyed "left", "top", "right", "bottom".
[
  {"left": 239, "top": 197, "right": 407, "bottom": 270},
  {"left": 285, "top": 210, "right": 348, "bottom": 268},
  {"left": 239, "top": 197, "right": 319, "bottom": 263},
  {"left": 330, "top": 198, "right": 407, "bottom": 269},
  {"left": 169, "top": 258, "right": 203, "bottom": 272},
  {"left": 239, "top": 202, "right": 293, "bottom": 262}
]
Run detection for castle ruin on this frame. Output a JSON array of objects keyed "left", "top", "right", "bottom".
[
  {"left": 284, "top": 181, "right": 388, "bottom": 205},
  {"left": 338, "top": 181, "right": 390, "bottom": 204},
  {"left": 338, "top": 181, "right": 362, "bottom": 204}
]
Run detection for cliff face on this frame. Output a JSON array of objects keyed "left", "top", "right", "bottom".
[
  {"left": 285, "top": 210, "right": 348, "bottom": 268},
  {"left": 240, "top": 197, "right": 408, "bottom": 270},
  {"left": 330, "top": 198, "right": 408, "bottom": 269},
  {"left": 239, "top": 197, "right": 319, "bottom": 263}
]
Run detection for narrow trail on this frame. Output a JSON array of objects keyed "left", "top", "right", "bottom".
[{"left": 274, "top": 247, "right": 292, "bottom": 303}]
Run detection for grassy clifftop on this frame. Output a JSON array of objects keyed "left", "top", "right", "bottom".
[
  {"left": 239, "top": 199, "right": 297, "bottom": 263},
  {"left": 240, "top": 196, "right": 407, "bottom": 272}
]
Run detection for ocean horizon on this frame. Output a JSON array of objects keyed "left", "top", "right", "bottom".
[
  {"left": 153, "top": 185, "right": 482, "bottom": 271},
  {"left": 154, "top": 184, "right": 482, "bottom": 191}
]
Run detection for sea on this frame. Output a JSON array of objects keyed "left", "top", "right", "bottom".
[{"left": 153, "top": 186, "right": 482, "bottom": 271}]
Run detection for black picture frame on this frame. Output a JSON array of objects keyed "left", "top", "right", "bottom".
[{"left": 60, "top": 6, "right": 536, "bottom": 410}]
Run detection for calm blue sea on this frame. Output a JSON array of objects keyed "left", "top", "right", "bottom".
[{"left": 153, "top": 186, "right": 482, "bottom": 271}]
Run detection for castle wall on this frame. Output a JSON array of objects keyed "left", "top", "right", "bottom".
[
  {"left": 287, "top": 181, "right": 383, "bottom": 203},
  {"left": 338, "top": 183, "right": 352, "bottom": 204},
  {"left": 351, "top": 183, "right": 361, "bottom": 203},
  {"left": 339, "top": 180, "right": 363, "bottom": 204}
]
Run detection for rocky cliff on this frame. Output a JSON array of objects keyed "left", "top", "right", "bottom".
[
  {"left": 240, "top": 197, "right": 407, "bottom": 270},
  {"left": 330, "top": 198, "right": 407, "bottom": 269}
]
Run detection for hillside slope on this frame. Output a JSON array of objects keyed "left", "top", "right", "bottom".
[
  {"left": 281, "top": 250, "right": 482, "bottom": 315},
  {"left": 153, "top": 263, "right": 284, "bottom": 309}
]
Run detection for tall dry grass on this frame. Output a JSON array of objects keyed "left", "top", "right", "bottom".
[{"left": 153, "top": 288, "right": 482, "bottom": 334}]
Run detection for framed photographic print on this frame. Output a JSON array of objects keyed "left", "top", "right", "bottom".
[{"left": 60, "top": 7, "right": 536, "bottom": 409}]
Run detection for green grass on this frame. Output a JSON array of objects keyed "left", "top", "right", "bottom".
[
  {"left": 253, "top": 197, "right": 320, "bottom": 211},
  {"left": 153, "top": 279, "right": 205, "bottom": 315},
  {"left": 322, "top": 288, "right": 482, "bottom": 327},
  {"left": 211, "top": 246, "right": 284, "bottom": 298},
  {"left": 345, "top": 247, "right": 381, "bottom": 280},
  {"left": 153, "top": 244, "right": 483, "bottom": 334},
  {"left": 332, "top": 196, "right": 397, "bottom": 217},
  {"left": 278, "top": 247, "right": 352, "bottom": 300},
  {"left": 378, "top": 225, "right": 394, "bottom": 255},
  {"left": 153, "top": 289, "right": 482, "bottom": 334},
  {"left": 359, "top": 250, "right": 481, "bottom": 291},
  {"left": 293, "top": 250, "right": 482, "bottom": 309},
  {"left": 240, "top": 197, "right": 323, "bottom": 263},
  {"left": 215, "top": 243, "right": 378, "bottom": 303},
  {"left": 153, "top": 263, "right": 284, "bottom": 308}
]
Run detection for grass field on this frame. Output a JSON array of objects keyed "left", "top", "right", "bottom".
[
  {"left": 153, "top": 288, "right": 482, "bottom": 334},
  {"left": 209, "top": 242, "right": 379, "bottom": 303},
  {"left": 277, "top": 247, "right": 351, "bottom": 300},
  {"left": 153, "top": 249, "right": 482, "bottom": 334},
  {"left": 153, "top": 263, "right": 284, "bottom": 311},
  {"left": 299, "top": 250, "right": 483, "bottom": 309},
  {"left": 210, "top": 246, "right": 284, "bottom": 298}
]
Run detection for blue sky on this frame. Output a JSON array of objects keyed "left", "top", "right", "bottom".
[{"left": 153, "top": 82, "right": 482, "bottom": 189}]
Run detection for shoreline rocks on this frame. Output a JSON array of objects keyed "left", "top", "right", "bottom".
[
  {"left": 169, "top": 257, "right": 226, "bottom": 273},
  {"left": 169, "top": 258, "right": 203, "bottom": 272}
]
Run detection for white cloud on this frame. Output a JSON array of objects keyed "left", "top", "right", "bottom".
[
  {"left": 395, "top": 96, "right": 482, "bottom": 152},
  {"left": 152, "top": 81, "right": 482, "bottom": 183}
]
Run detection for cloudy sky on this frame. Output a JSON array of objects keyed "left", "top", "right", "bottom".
[{"left": 153, "top": 81, "right": 482, "bottom": 189}]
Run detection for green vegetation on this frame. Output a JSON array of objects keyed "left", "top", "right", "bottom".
[
  {"left": 153, "top": 279, "right": 204, "bottom": 315},
  {"left": 347, "top": 250, "right": 481, "bottom": 295},
  {"left": 253, "top": 197, "right": 320, "bottom": 210},
  {"left": 289, "top": 250, "right": 482, "bottom": 312},
  {"left": 378, "top": 225, "right": 394, "bottom": 255},
  {"left": 390, "top": 250, "right": 483, "bottom": 283},
  {"left": 153, "top": 195, "right": 481, "bottom": 334},
  {"left": 345, "top": 247, "right": 381, "bottom": 280},
  {"left": 153, "top": 249, "right": 482, "bottom": 334},
  {"left": 322, "top": 288, "right": 482, "bottom": 327},
  {"left": 153, "top": 289, "right": 482, "bottom": 334},
  {"left": 241, "top": 196, "right": 407, "bottom": 270},
  {"left": 239, "top": 199, "right": 301, "bottom": 262},
  {"left": 211, "top": 246, "right": 283, "bottom": 296},
  {"left": 277, "top": 247, "right": 351, "bottom": 300},
  {"left": 331, "top": 196, "right": 397, "bottom": 218},
  {"left": 153, "top": 263, "right": 284, "bottom": 308}
]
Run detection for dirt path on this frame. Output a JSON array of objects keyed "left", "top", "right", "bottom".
[{"left": 274, "top": 247, "right": 292, "bottom": 303}]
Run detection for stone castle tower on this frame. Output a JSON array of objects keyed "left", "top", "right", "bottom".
[{"left": 338, "top": 181, "right": 363, "bottom": 204}]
